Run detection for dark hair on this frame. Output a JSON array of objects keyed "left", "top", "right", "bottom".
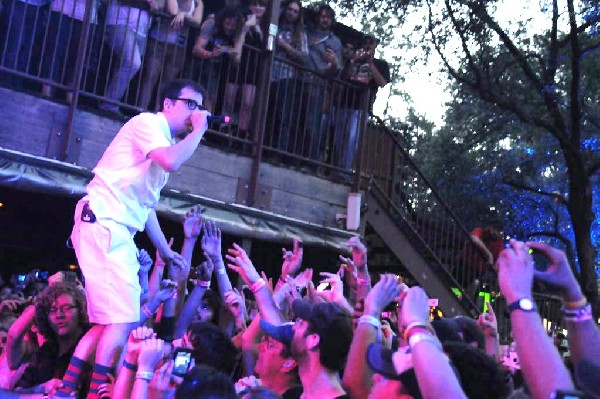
[
  {"left": 443, "top": 342, "right": 511, "bottom": 399},
  {"left": 315, "top": 4, "right": 335, "bottom": 21},
  {"left": 242, "top": 386, "right": 282, "bottom": 399},
  {"left": 187, "top": 322, "right": 239, "bottom": 375},
  {"left": 453, "top": 316, "right": 486, "bottom": 349},
  {"left": 215, "top": 7, "right": 245, "bottom": 39},
  {"left": 34, "top": 282, "right": 88, "bottom": 341},
  {"left": 175, "top": 365, "right": 236, "bottom": 399},
  {"left": 201, "top": 289, "right": 221, "bottom": 325},
  {"left": 361, "top": 34, "right": 379, "bottom": 46},
  {"left": 279, "top": 0, "right": 305, "bottom": 48},
  {"left": 160, "top": 79, "right": 207, "bottom": 108}
]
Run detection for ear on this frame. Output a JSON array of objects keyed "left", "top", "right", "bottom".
[
  {"left": 281, "top": 358, "right": 297, "bottom": 373},
  {"left": 163, "top": 98, "right": 173, "bottom": 111},
  {"left": 306, "top": 332, "right": 320, "bottom": 351}
]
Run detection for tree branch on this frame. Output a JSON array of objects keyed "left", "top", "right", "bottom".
[{"left": 501, "top": 178, "right": 568, "bottom": 204}]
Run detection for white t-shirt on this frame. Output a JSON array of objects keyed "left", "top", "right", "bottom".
[{"left": 86, "top": 112, "right": 173, "bottom": 231}]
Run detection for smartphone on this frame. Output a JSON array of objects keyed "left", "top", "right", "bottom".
[
  {"left": 528, "top": 248, "right": 551, "bottom": 272},
  {"left": 316, "top": 282, "right": 330, "bottom": 292},
  {"left": 428, "top": 298, "right": 439, "bottom": 307},
  {"left": 17, "top": 274, "right": 27, "bottom": 283},
  {"left": 172, "top": 348, "right": 193, "bottom": 377}
]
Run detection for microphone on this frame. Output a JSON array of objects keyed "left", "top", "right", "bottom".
[{"left": 207, "top": 115, "right": 231, "bottom": 124}]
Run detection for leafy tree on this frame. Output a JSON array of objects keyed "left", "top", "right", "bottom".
[{"left": 331, "top": 0, "right": 600, "bottom": 306}]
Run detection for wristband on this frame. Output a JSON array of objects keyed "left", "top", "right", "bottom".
[
  {"left": 198, "top": 280, "right": 211, "bottom": 288},
  {"left": 135, "top": 370, "right": 154, "bottom": 381},
  {"left": 564, "top": 297, "right": 587, "bottom": 310},
  {"left": 250, "top": 278, "right": 266, "bottom": 293},
  {"left": 357, "top": 315, "right": 381, "bottom": 329},
  {"left": 408, "top": 332, "right": 442, "bottom": 351},
  {"left": 216, "top": 268, "right": 227, "bottom": 275},
  {"left": 562, "top": 303, "right": 592, "bottom": 322},
  {"left": 141, "top": 303, "right": 154, "bottom": 319},
  {"left": 356, "top": 277, "right": 371, "bottom": 286},
  {"left": 123, "top": 360, "right": 138, "bottom": 372},
  {"left": 403, "top": 321, "right": 434, "bottom": 341}
]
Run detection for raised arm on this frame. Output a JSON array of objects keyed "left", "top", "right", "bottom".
[
  {"left": 401, "top": 287, "right": 466, "bottom": 399},
  {"left": 497, "top": 240, "right": 574, "bottom": 398},
  {"left": 145, "top": 209, "right": 187, "bottom": 271},
  {"left": 226, "top": 243, "right": 284, "bottom": 325},
  {"left": 343, "top": 274, "right": 401, "bottom": 399},
  {"left": 6, "top": 303, "right": 35, "bottom": 370},
  {"left": 201, "top": 221, "right": 232, "bottom": 301},
  {"left": 147, "top": 110, "right": 209, "bottom": 172},
  {"left": 527, "top": 241, "right": 600, "bottom": 388}
]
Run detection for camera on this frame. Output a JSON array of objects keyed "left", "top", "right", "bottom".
[
  {"left": 172, "top": 348, "right": 193, "bottom": 377},
  {"left": 528, "top": 248, "right": 551, "bottom": 272}
]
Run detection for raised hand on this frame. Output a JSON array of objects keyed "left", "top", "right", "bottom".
[
  {"left": 224, "top": 288, "right": 247, "bottom": 321},
  {"left": 97, "top": 373, "right": 115, "bottom": 399},
  {"left": 401, "top": 286, "right": 430, "bottom": 327},
  {"left": 363, "top": 274, "right": 401, "bottom": 317},
  {"left": 345, "top": 236, "right": 367, "bottom": 268},
  {"left": 496, "top": 239, "right": 535, "bottom": 304},
  {"left": 138, "top": 338, "right": 166, "bottom": 373},
  {"left": 125, "top": 326, "right": 156, "bottom": 364},
  {"left": 183, "top": 205, "right": 203, "bottom": 239},
  {"left": 281, "top": 238, "right": 303, "bottom": 277},
  {"left": 166, "top": 250, "right": 190, "bottom": 284},
  {"left": 338, "top": 255, "right": 357, "bottom": 280},
  {"left": 293, "top": 268, "right": 313, "bottom": 289},
  {"left": 226, "top": 243, "right": 261, "bottom": 285},
  {"left": 477, "top": 301, "right": 498, "bottom": 338},
  {"left": 155, "top": 279, "right": 178, "bottom": 302},
  {"left": 526, "top": 241, "right": 583, "bottom": 301},
  {"left": 138, "top": 248, "right": 154, "bottom": 274},
  {"left": 197, "top": 258, "right": 215, "bottom": 283},
  {"left": 201, "top": 221, "right": 222, "bottom": 261},
  {"left": 318, "top": 272, "right": 345, "bottom": 303},
  {"left": 149, "top": 360, "right": 176, "bottom": 399}
]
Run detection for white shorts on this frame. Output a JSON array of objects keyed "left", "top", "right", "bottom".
[{"left": 71, "top": 200, "right": 141, "bottom": 324}]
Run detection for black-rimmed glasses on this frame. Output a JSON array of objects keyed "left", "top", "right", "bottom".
[{"left": 176, "top": 98, "right": 205, "bottom": 111}]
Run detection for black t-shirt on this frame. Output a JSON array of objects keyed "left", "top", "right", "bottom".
[
  {"left": 342, "top": 58, "right": 391, "bottom": 111},
  {"left": 282, "top": 386, "right": 303, "bottom": 399},
  {"left": 16, "top": 340, "right": 76, "bottom": 388}
]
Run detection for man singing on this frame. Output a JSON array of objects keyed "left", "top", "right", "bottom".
[{"left": 58, "top": 79, "right": 210, "bottom": 398}]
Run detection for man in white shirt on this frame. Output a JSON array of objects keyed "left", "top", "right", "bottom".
[{"left": 56, "top": 79, "right": 210, "bottom": 398}]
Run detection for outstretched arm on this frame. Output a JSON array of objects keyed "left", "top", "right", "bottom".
[{"left": 497, "top": 240, "right": 574, "bottom": 398}]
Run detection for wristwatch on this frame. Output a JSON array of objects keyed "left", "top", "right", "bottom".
[{"left": 508, "top": 298, "right": 536, "bottom": 313}]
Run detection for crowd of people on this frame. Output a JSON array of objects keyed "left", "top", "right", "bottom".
[
  {"left": 0, "top": 0, "right": 390, "bottom": 170},
  {"left": 0, "top": 223, "right": 597, "bottom": 398}
]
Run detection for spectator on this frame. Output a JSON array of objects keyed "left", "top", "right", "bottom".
[
  {"left": 192, "top": 6, "right": 245, "bottom": 113},
  {"left": 496, "top": 239, "right": 576, "bottom": 398},
  {"left": 0, "top": 0, "right": 49, "bottom": 89},
  {"left": 222, "top": 0, "right": 267, "bottom": 142},
  {"left": 98, "top": 0, "right": 161, "bottom": 119},
  {"left": 138, "top": 0, "right": 204, "bottom": 111},
  {"left": 333, "top": 35, "right": 389, "bottom": 171},
  {"left": 14, "top": 282, "right": 89, "bottom": 392},
  {"left": 266, "top": 0, "right": 308, "bottom": 154},
  {"left": 304, "top": 4, "right": 341, "bottom": 163},
  {"left": 40, "top": 0, "right": 98, "bottom": 102},
  {"left": 176, "top": 364, "right": 237, "bottom": 399}
]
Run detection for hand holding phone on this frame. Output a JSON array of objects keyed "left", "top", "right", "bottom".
[{"left": 172, "top": 348, "right": 193, "bottom": 377}]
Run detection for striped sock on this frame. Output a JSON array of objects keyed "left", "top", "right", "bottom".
[
  {"left": 87, "top": 363, "right": 113, "bottom": 399},
  {"left": 55, "top": 356, "right": 91, "bottom": 397}
]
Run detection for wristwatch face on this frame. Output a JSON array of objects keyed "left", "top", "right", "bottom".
[
  {"left": 519, "top": 298, "right": 534, "bottom": 311},
  {"left": 509, "top": 298, "right": 535, "bottom": 312}
]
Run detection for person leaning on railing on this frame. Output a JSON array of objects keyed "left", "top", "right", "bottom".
[
  {"left": 40, "top": 0, "right": 99, "bottom": 102},
  {"left": 138, "top": 0, "right": 204, "bottom": 111}
]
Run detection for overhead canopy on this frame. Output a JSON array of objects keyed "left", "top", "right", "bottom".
[{"left": 0, "top": 148, "right": 354, "bottom": 250}]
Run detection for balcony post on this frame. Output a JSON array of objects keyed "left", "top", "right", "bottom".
[{"left": 247, "top": 0, "right": 280, "bottom": 207}]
